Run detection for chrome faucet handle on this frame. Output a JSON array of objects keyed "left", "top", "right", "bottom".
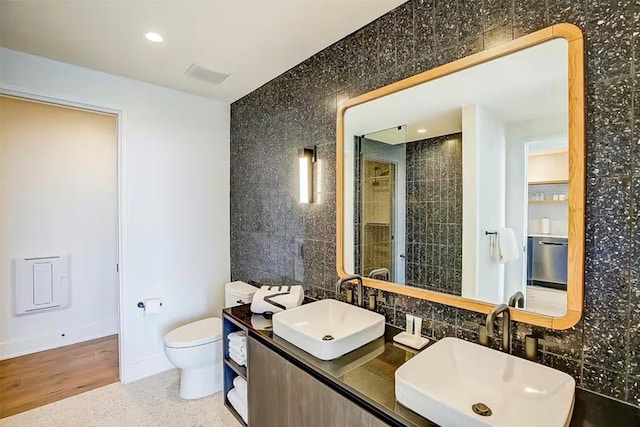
[
  {"left": 345, "top": 288, "right": 354, "bottom": 304},
  {"left": 462, "top": 321, "right": 490, "bottom": 346}
]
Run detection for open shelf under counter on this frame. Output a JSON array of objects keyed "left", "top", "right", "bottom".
[
  {"left": 528, "top": 199, "right": 568, "bottom": 204},
  {"left": 223, "top": 309, "right": 250, "bottom": 426},
  {"left": 224, "top": 357, "right": 247, "bottom": 379},
  {"left": 224, "top": 400, "right": 248, "bottom": 427}
]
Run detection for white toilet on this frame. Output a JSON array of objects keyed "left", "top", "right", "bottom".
[{"left": 163, "top": 281, "right": 258, "bottom": 400}]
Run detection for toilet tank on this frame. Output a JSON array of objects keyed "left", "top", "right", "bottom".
[{"left": 225, "top": 281, "right": 258, "bottom": 307}]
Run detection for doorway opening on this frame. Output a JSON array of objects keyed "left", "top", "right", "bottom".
[{"left": 0, "top": 95, "right": 120, "bottom": 417}]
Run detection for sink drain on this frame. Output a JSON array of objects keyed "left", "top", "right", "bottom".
[
  {"left": 322, "top": 335, "right": 334, "bottom": 341},
  {"left": 472, "top": 403, "right": 492, "bottom": 417}
]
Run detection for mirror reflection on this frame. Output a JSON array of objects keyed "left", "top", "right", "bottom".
[{"left": 344, "top": 39, "right": 570, "bottom": 317}]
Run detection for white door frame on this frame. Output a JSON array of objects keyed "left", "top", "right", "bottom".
[{"left": 0, "top": 86, "right": 127, "bottom": 382}]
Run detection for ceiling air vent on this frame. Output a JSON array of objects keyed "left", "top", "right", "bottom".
[{"left": 185, "top": 62, "right": 230, "bottom": 85}]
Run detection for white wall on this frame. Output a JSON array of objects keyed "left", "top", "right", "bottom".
[
  {"left": 462, "top": 104, "right": 505, "bottom": 303},
  {"left": 0, "top": 97, "right": 118, "bottom": 359},
  {"left": 475, "top": 106, "right": 506, "bottom": 303},
  {"left": 461, "top": 106, "right": 478, "bottom": 299},
  {"left": 0, "top": 48, "right": 231, "bottom": 382},
  {"left": 504, "top": 118, "right": 568, "bottom": 300},
  {"left": 504, "top": 125, "right": 527, "bottom": 300},
  {"left": 528, "top": 151, "right": 569, "bottom": 182}
]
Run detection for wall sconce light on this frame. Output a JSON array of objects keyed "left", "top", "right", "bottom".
[{"left": 298, "top": 146, "right": 317, "bottom": 203}]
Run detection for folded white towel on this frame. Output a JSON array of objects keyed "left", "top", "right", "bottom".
[
  {"left": 227, "top": 388, "right": 247, "bottom": 423},
  {"left": 229, "top": 340, "right": 245, "bottom": 355},
  {"left": 250, "top": 285, "right": 304, "bottom": 314},
  {"left": 233, "top": 376, "right": 248, "bottom": 402},
  {"left": 229, "top": 349, "right": 246, "bottom": 366},
  {"left": 229, "top": 346, "right": 245, "bottom": 357},
  {"left": 228, "top": 331, "right": 246, "bottom": 342},
  {"left": 229, "top": 338, "right": 247, "bottom": 345},
  {"left": 495, "top": 227, "right": 519, "bottom": 264}
]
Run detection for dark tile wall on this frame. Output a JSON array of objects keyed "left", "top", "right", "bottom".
[
  {"left": 230, "top": 0, "right": 640, "bottom": 407},
  {"left": 406, "top": 133, "right": 463, "bottom": 294}
]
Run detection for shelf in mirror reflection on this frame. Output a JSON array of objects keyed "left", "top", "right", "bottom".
[
  {"left": 528, "top": 200, "right": 567, "bottom": 204},
  {"left": 528, "top": 179, "right": 568, "bottom": 185}
]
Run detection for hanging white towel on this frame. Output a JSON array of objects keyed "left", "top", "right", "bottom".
[
  {"left": 495, "top": 227, "right": 519, "bottom": 264},
  {"left": 250, "top": 285, "right": 304, "bottom": 314},
  {"left": 233, "top": 376, "right": 248, "bottom": 403},
  {"left": 227, "top": 388, "right": 248, "bottom": 423}
]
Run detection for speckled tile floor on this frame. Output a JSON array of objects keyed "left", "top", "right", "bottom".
[{"left": 0, "top": 369, "right": 241, "bottom": 427}]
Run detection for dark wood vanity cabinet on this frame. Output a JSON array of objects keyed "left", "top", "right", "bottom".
[{"left": 248, "top": 336, "right": 389, "bottom": 427}]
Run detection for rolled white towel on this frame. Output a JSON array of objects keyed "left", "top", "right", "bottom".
[
  {"left": 229, "top": 349, "right": 246, "bottom": 366},
  {"left": 233, "top": 376, "right": 248, "bottom": 403},
  {"left": 227, "top": 388, "right": 247, "bottom": 423},
  {"left": 229, "top": 340, "right": 246, "bottom": 355},
  {"left": 250, "top": 285, "right": 304, "bottom": 314}
]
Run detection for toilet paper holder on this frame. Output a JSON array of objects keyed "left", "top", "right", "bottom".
[{"left": 137, "top": 301, "right": 163, "bottom": 309}]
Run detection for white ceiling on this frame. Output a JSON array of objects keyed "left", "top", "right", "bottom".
[
  {"left": 0, "top": 0, "right": 405, "bottom": 102},
  {"left": 347, "top": 38, "right": 568, "bottom": 144}
]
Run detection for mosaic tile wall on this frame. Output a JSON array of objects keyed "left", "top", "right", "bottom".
[
  {"left": 230, "top": 0, "right": 640, "bottom": 406},
  {"left": 406, "top": 133, "right": 463, "bottom": 294}
]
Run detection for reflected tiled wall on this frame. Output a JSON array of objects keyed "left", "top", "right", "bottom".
[
  {"left": 231, "top": 0, "right": 640, "bottom": 406},
  {"left": 406, "top": 133, "right": 462, "bottom": 294},
  {"left": 362, "top": 160, "right": 394, "bottom": 276}
]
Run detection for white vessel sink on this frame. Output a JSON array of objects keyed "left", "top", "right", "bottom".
[
  {"left": 395, "top": 337, "right": 575, "bottom": 427},
  {"left": 272, "top": 299, "right": 385, "bottom": 361}
]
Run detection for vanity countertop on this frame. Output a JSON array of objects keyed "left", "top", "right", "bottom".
[{"left": 223, "top": 303, "right": 640, "bottom": 427}]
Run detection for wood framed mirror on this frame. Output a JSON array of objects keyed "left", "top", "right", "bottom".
[{"left": 336, "top": 24, "right": 584, "bottom": 329}]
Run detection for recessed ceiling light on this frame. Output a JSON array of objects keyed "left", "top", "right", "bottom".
[
  {"left": 144, "top": 32, "right": 164, "bottom": 43},
  {"left": 417, "top": 128, "right": 427, "bottom": 133}
]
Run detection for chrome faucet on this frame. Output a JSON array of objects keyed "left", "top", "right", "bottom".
[
  {"left": 335, "top": 275, "right": 364, "bottom": 307},
  {"left": 508, "top": 291, "right": 525, "bottom": 308},
  {"left": 486, "top": 304, "right": 511, "bottom": 352},
  {"left": 368, "top": 268, "right": 390, "bottom": 281}
]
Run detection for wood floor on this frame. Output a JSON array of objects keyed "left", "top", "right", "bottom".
[{"left": 0, "top": 335, "right": 119, "bottom": 418}]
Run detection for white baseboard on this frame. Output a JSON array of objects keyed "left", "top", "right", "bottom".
[
  {"left": 0, "top": 319, "right": 119, "bottom": 360},
  {"left": 123, "top": 352, "right": 174, "bottom": 384}
]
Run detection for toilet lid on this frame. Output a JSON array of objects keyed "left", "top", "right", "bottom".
[{"left": 164, "top": 317, "right": 222, "bottom": 348}]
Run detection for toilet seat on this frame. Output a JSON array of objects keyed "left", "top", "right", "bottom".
[{"left": 164, "top": 317, "right": 222, "bottom": 348}]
